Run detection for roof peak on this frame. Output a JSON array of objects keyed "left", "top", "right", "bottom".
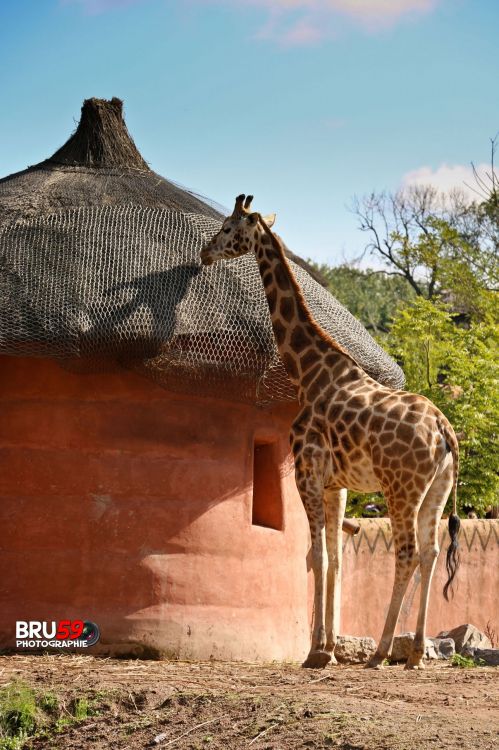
[{"left": 47, "top": 97, "right": 150, "bottom": 171}]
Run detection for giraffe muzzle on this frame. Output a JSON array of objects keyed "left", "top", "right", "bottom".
[{"left": 200, "top": 248, "right": 215, "bottom": 266}]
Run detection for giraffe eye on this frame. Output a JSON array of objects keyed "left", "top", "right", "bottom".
[{"left": 223, "top": 227, "right": 231, "bottom": 234}]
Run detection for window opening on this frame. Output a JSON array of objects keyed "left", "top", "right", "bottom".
[{"left": 252, "top": 440, "right": 283, "bottom": 531}]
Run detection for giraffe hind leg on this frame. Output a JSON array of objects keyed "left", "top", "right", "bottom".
[
  {"left": 367, "top": 497, "right": 421, "bottom": 669},
  {"left": 405, "top": 458, "right": 454, "bottom": 670}
]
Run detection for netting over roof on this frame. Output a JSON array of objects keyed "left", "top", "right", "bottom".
[{"left": 0, "top": 97, "right": 404, "bottom": 404}]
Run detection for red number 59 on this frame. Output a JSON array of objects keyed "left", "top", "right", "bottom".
[{"left": 70, "top": 620, "right": 84, "bottom": 639}]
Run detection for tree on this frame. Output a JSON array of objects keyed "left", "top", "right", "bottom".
[
  {"left": 352, "top": 186, "right": 499, "bottom": 312},
  {"left": 317, "top": 171, "right": 499, "bottom": 516},
  {"left": 307, "top": 263, "right": 414, "bottom": 335},
  {"left": 388, "top": 297, "right": 498, "bottom": 515}
]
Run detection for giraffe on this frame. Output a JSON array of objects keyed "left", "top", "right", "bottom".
[{"left": 200, "top": 195, "right": 461, "bottom": 670}]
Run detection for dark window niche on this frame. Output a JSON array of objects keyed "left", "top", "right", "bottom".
[{"left": 252, "top": 440, "right": 284, "bottom": 531}]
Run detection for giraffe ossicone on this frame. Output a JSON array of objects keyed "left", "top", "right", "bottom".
[{"left": 201, "top": 195, "right": 461, "bottom": 671}]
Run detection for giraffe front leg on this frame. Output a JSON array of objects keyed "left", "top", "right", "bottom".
[
  {"left": 295, "top": 462, "right": 331, "bottom": 669},
  {"left": 302, "top": 513, "right": 330, "bottom": 669},
  {"left": 324, "top": 487, "right": 347, "bottom": 663}
]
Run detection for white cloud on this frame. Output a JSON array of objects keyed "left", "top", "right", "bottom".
[
  {"left": 402, "top": 163, "right": 491, "bottom": 202},
  {"left": 64, "top": 0, "right": 441, "bottom": 41},
  {"left": 329, "top": 0, "right": 437, "bottom": 27},
  {"left": 255, "top": 14, "right": 326, "bottom": 46},
  {"left": 208, "top": 0, "right": 438, "bottom": 25},
  {"left": 215, "top": 0, "right": 440, "bottom": 43}
]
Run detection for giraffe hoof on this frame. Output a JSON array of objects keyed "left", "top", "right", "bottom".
[
  {"left": 325, "top": 643, "right": 338, "bottom": 664},
  {"left": 404, "top": 660, "right": 425, "bottom": 671},
  {"left": 302, "top": 651, "right": 332, "bottom": 669},
  {"left": 365, "top": 654, "right": 387, "bottom": 669}
]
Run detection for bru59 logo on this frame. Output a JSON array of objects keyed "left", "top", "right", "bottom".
[{"left": 16, "top": 620, "right": 100, "bottom": 648}]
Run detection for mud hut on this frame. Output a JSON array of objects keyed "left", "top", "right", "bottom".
[{"left": 0, "top": 98, "right": 404, "bottom": 660}]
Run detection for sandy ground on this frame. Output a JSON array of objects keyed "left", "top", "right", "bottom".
[{"left": 0, "top": 655, "right": 498, "bottom": 749}]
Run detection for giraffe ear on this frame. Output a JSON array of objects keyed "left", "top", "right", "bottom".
[{"left": 262, "top": 213, "right": 276, "bottom": 228}]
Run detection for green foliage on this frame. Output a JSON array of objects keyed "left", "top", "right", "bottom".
[
  {"left": 0, "top": 682, "right": 105, "bottom": 749},
  {"left": 345, "top": 490, "right": 386, "bottom": 518},
  {"left": 451, "top": 653, "right": 486, "bottom": 668},
  {"left": 71, "top": 696, "right": 93, "bottom": 721},
  {"left": 317, "top": 182, "right": 498, "bottom": 517},
  {"left": 353, "top": 185, "right": 499, "bottom": 305},
  {"left": 388, "top": 297, "right": 499, "bottom": 514},
  {"left": 308, "top": 266, "right": 498, "bottom": 516},
  {"left": 38, "top": 693, "right": 58, "bottom": 715},
  {"left": 308, "top": 263, "right": 414, "bottom": 334},
  {"left": 0, "top": 682, "right": 37, "bottom": 746}
]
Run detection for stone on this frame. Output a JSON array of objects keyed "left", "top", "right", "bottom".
[
  {"left": 471, "top": 648, "right": 499, "bottom": 666},
  {"left": 390, "top": 632, "right": 414, "bottom": 661},
  {"left": 437, "top": 624, "right": 492, "bottom": 654},
  {"left": 424, "top": 639, "right": 438, "bottom": 660},
  {"left": 390, "top": 632, "right": 440, "bottom": 662},
  {"left": 151, "top": 733, "right": 168, "bottom": 745},
  {"left": 335, "top": 635, "right": 377, "bottom": 664},
  {"left": 428, "top": 637, "right": 455, "bottom": 660}
]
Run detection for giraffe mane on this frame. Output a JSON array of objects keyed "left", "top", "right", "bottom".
[{"left": 255, "top": 213, "right": 364, "bottom": 370}]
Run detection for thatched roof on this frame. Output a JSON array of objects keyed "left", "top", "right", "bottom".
[
  {"left": 0, "top": 98, "right": 224, "bottom": 226},
  {"left": 0, "top": 98, "right": 404, "bottom": 402},
  {"left": 48, "top": 97, "right": 149, "bottom": 170},
  {"left": 0, "top": 98, "right": 327, "bottom": 285}
]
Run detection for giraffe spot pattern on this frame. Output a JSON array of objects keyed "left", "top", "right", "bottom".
[
  {"left": 275, "top": 264, "right": 291, "bottom": 290},
  {"left": 282, "top": 352, "right": 299, "bottom": 380},
  {"left": 301, "top": 348, "right": 320, "bottom": 372},
  {"left": 267, "top": 288, "right": 277, "bottom": 312},
  {"left": 357, "top": 410, "right": 370, "bottom": 427},
  {"left": 280, "top": 296, "right": 294, "bottom": 322},
  {"left": 349, "top": 421, "right": 363, "bottom": 445},
  {"left": 273, "top": 319, "right": 287, "bottom": 345},
  {"left": 308, "top": 369, "right": 331, "bottom": 400},
  {"left": 302, "top": 363, "right": 322, "bottom": 388},
  {"left": 290, "top": 326, "right": 310, "bottom": 352},
  {"left": 225, "top": 218, "right": 462, "bottom": 669}
]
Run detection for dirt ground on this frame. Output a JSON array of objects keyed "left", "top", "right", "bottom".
[{"left": 0, "top": 655, "right": 497, "bottom": 749}]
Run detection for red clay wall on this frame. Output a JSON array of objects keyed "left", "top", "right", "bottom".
[
  {"left": 340, "top": 519, "right": 499, "bottom": 640},
  {"left": 1, "top": 357, "right": 497, "bottom": 661},
  {"left": 0, "top": 357, "right": 309, "bottom": 661}
]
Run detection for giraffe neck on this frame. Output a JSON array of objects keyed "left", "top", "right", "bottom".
[{"left": 253, "top": 220, "right": 363, "bottom": 398}]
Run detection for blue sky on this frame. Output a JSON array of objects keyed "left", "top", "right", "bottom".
[{"left": 1, "top": 0, "right": 498, "bottom": 263}]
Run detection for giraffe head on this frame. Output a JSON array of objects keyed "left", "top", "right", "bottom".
[{"left": 200, "top": 194, "right": 276, "bottom": 266}]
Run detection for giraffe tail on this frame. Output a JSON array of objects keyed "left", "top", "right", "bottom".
[{"left": 441, "top": 421, "right": 461, "bottom": 602}]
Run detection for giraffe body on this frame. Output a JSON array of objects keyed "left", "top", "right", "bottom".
[{"left": 201, "top": 195, "right": 460, "bottom": 670}]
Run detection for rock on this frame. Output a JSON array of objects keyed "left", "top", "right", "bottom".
[
  {"left": 335, "top": 635, "right": 377, "bottom": 664},
  {"left": 437, "top": 624, "right": 492, "bottom": 654},
  {"left": 390, "top": 633, "right": 439, "bottom": 662},
  {"left": 424, "top": 639, "right": 439, "bottom": 660},
  {"left": 151, "top": 733, "right": 168, "bottom": 745},
  {"left": 471, "top": 648, "right": 499, "bottom": 666},
  {"left": 428, "top": 637, "right": 455, "bottom": 660},
  {"left": 390, "top": 633, "right": 414, "bottom": 661},
  {"left": 461, "top": 646, "right": 499, "bottom": 666}
]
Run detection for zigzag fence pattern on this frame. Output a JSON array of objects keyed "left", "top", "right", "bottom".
[{"left": 343, "top": 519, "right": 499, "bottom": 555}]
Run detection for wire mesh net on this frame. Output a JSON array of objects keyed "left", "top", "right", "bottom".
[{"left": 0, "top": 204, "right": 404, "bottom": 404}]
